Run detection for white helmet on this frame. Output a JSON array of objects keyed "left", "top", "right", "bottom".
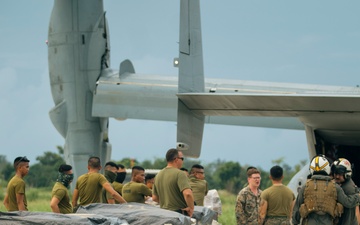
[
  {"left": 333, "top": 158, "right": 352, "bottom": 179},
  {"left": 309, "top": 155, "right": 331, "bottom": 175}
]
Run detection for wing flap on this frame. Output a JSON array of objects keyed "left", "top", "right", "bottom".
[{"left": 177, "top": 93, "right": 360, "bottom": 116}]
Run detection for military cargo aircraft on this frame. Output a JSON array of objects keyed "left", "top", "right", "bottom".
[{"left": 47, "top": 0, "right": 360, "bottom": 192}]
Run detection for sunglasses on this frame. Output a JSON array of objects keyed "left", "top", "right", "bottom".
[{"left": 177, "top": 157, "right": 184, "bottom": 161}]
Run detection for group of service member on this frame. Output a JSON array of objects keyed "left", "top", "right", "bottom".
[
  {"left": 235, "top": 155, "right": 360, "bottom": 225},
  {"left": 2, "top": 149, "right": 209, "bottom": 219}
]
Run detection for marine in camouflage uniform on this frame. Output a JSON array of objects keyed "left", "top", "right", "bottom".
[{"left": 235, "top": 168, "right": 262, "bottom": 225}]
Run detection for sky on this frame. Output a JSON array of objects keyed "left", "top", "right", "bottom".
[{"left": 1, "top": 1, "right": 359, "bottom": 171}]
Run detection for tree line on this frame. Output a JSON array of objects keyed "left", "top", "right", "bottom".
[{"left": 0, "top": 146, "right": 307, "bottom": 194}]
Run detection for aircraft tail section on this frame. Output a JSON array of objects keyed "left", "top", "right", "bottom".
[
  {"left": 177, "top": 0, "right": 205, "bottom": 158},
  {"left": 178, "top": 0, "right": 204, "bottom": 93}
]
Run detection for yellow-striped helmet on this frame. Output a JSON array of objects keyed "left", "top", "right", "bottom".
[{"left": 309, "top": 155, "right": 331, "bottom": 175}]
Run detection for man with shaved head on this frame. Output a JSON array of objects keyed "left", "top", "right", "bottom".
[
  {"left": 72, "top": 157, "right": 126, "bottom": 210},
  {"left": 3, "top": 156, "right": 30, "bottom": 211},
  {"left": 122, "top": 166, "right": 152, "bottom": 203}
]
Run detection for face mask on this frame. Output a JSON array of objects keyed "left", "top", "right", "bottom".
[
  {"left": 105, "top": 170, "right": 117, "bottom": 183},
  {"left": 57, "top": 172, "right": 74, "bottom": 188},
  {"left": 115, "top": 172, "right": 127, "bottom": 183}
]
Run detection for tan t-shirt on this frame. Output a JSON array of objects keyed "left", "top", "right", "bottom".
[
  {"left": 51, "top": 182, "right": 72, "bottom": 214},
  {"left": 75, "top": 173, "right": 108, "bottom": 206},
  {"left": 6, "top": 175, "right": 27, "bottom": 211}
]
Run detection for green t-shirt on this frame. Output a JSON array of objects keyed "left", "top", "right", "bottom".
[
  {"left": 75, "top": 173, "right": 107, "bottom": 206},
  {"left": 102, "top": 183, "right": 115, "bottom": 203},
  {"left": 113, "top": 181, "right": 123, "bottom": 195},
  {"left": 122, "top": 181, "right": 152, "bottom": 203},
  {"left": 189, "top": 175, "right": 208, "bottom": 206},
  {"left": 113, "top": 181, "right": 124, "bottom": 204},
  {"left": 153, "top": 167, "right": 191, "bottom": 211},
  {"left": 260, "top": 184, "right": 295, "bottom": 217},
  {"left": 6, "top": 175, "right": 27, "bottom": 211},
  {"left": 51, "top": 182, "right": 72, "bottom": 214}
]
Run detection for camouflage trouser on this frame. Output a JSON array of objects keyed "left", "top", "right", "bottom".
[{"left": 264, "top": 217, "right": 291, "bottom": 225}]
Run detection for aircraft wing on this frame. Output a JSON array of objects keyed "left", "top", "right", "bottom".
[{"left": 177, "top": 93, "right": 360, "bottom": 146}]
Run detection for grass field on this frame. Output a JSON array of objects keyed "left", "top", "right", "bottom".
[
  {"left": 217, "top": 190, "right": 237, "bottom": 224},
  {"left": 0, "top": 187, "right": 237, "bottom": 224},
  {"left": 0, "top": 187, "right": 53, "bottom": 212}
]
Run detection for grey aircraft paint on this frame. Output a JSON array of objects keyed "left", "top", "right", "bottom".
[{"left": 48, "top": 0, "right": 360, "bottom": 193}]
